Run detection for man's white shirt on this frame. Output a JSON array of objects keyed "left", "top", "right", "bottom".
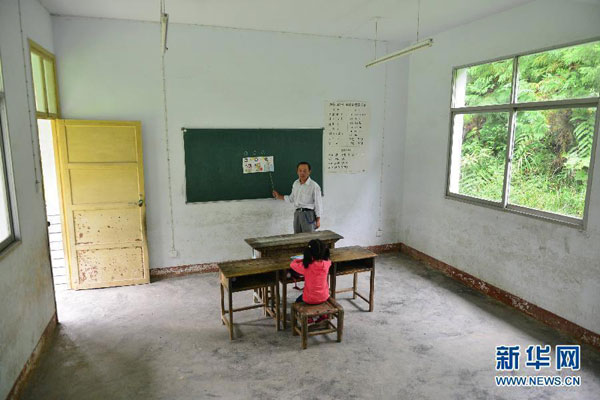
[{"left": 284, "top": 177, "right": 323, "bottom": 217}]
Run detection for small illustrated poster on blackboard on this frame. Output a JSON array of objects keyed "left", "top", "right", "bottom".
[
  {"left": 324, "top": 101, "right": 369, "bottom": 173},
  {"left": 243, "top": 156, "right": 274, "bottom": 174}
]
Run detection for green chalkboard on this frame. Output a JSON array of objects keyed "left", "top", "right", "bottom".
[{"left": 183, "top": 128, "right": 323, "bottom": 202}]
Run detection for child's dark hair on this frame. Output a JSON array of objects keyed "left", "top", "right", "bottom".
[{"left": 302, "top": 239, "right": 330, "bottom": 268}]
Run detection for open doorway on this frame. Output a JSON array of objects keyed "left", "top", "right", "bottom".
[
  {"left": 29, "top": 41, "right": 150, "bottom": 292},
  {"left": 38, "top": 119, "right": 67, "bottom": 291}
]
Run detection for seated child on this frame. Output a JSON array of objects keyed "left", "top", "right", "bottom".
[{"left": 290, "top": 239, "right": 332, "bottom": 323}]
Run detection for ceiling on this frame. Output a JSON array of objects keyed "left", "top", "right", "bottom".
[{"left": 39, "top": 0, "right": 549, "bottom": 42}]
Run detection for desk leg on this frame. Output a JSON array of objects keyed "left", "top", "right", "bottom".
[
  {"left": 369, "top": 260, "right": 375, "bottom": 312},
  {"left": 220, "top": 283, "right": 225, "bottom": 325},
  {"left": 275, "top": 271, "right": 281, "bottom": 331},
  {"left": 331, "top": 264, "right": 337, "bottom": 299},
  {"left": 252, "top": 249, "right": 258, "bottom": 304},
  {"left": 228, "top": 279, "right": 234, "bottom": 340},
  {"left": 282, "top": 270, "right": 288, "bottom": 330}
]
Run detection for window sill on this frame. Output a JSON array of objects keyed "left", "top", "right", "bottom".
[{"left": 445, "top": 194, "right": 585, "bottom": 230}]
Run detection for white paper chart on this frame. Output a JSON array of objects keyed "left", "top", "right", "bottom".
[
  {"left": 324, "top": 101, "right": 369, "bottom": 173},
  {"left": 242, "top": 156, "right": 274, "bottom": 174}
]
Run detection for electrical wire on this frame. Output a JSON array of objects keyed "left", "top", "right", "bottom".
[
  {"left": 377, "top": 42, "right": 388, "bottom": 236},
  {"left": 160, "top": 0, "right": 177, "bottom": 256},
  {"left": 17, "top": 0, "right": 41, "bottom": 192},
  {"left": 416, "top": 0, "right": 421, "bottom": 42}
]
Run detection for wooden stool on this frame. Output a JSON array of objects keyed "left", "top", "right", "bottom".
[{"left": 291, "top": 298, "right": 344, "bottom": 349}]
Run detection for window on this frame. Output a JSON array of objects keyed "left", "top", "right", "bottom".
[
  {"left": 0, "top": 56, "right": 16, "bottom": 251},
  {"left": 447, "top": 39, "right": 600, "bottom": 226},
  {"left": 29, "top": 40, "right": 60, "bottom": 119}
]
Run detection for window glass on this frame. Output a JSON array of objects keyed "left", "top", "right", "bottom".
[
  {"left": 453, "top": 59, "right": 513, "bottom": 107},
  {"left": 517, "top": 41, "right": 600, "bottom": 103},
  {"left": 449, "top": 112, "right": 509, "bottom": 202},
  {"left": 43, "top": 58, "right": 58, "bottom": 115},
  {"left": 509, "top": 107, "right": 596, "bottom": 217},
  {"left": 0, "top": 114, "right": 13, "bottom": 245},
  {"left": 31, "top": 52, "right": 47, "bottom": 114}
]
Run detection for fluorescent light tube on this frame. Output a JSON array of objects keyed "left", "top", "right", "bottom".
[
  {"left": 161, "top": 13, "right": 169, "bottom": 53},
  {"left": 365, "top": 38, "right": 433, "bottom": 68}
]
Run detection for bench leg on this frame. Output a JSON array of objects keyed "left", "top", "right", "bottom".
[
  {"left": 282, "top": 272, "right": 288, "bottom": 330},
  {"left": 220, "top": 283, "right": 225, "bottom": 325},
  {"left": 271, "top": 287, "right": 276, "bottom": 311},
  {"left": 369, "top": 266, "right": 375, "bottom": 312},
  {"left": 275, "top": 271, "right": 281, "bottom": 331},
  {"left": 228, "top": 284, "right": 234, "bottom": 340},
  {"left": 337, "top": 309, "right": 344, "bottom": 342},
  {"left": 291, "top": 306, "right": 298, "bottom": 336},
  {"left": 353, "top": 272, "right": 357, "bottom": 299},
  {"left": 301, "top": 315, "right": 308, "bottom": 349}
]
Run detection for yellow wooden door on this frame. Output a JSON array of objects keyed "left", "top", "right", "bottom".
[{"left": 53, "top": 120, "right": 149, "bottom": 289}]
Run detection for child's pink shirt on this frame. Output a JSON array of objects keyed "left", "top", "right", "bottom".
[{"left": 290, "top": 258, "right": 332, "bottom": 304}]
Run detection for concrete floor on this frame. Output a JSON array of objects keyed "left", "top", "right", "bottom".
[{"left": 23, "top": 253, "right": 600, "bottom": 399}]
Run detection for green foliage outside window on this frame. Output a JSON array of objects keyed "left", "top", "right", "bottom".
[
  {"left": 509, "top": 108, "right": 595, "bottom": 217},
  {"left": 457, "top": 113, "right": 508, "bottom": 202},
  {"left": 518, "top": 42, "right": 600, "bottom": 102},
  {"left": 463, "top": 59, "right": 513, "bottom": 106}
]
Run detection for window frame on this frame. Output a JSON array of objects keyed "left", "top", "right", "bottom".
[
  {"left": 0, "top": 56, "right": 18, "bottom": 252},
  {"left": 28, "top": 39, "right": 60, "bottom": 119},
  {"left": 445, "top": 37, "right": 600, "bottom": 229}
]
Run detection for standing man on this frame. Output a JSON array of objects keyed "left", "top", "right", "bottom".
[{"left": 273, "top": 161, "right": 322, "bottom": 233}]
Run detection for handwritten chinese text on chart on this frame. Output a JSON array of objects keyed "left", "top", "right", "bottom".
[{"left": 325, "top": 101, "right": 369, "bottom": 173}]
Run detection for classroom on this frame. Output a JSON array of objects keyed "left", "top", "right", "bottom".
[{"left": 0, "top": 0, "right": 599, "bottom": 399}]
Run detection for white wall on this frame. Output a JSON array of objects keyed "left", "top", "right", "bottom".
[
  {"left": 0, "top": 0, "right": 56, "bottom": 398},
  {"left": 401, "top": 0, "right": 600, "bottom": 334},
  {"left": 52, "top": 17, "right": 408, "bottom": 268}
]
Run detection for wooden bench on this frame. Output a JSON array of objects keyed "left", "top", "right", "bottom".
[{"left": 291, "top": 298, "right": 344, "bottom": 349}]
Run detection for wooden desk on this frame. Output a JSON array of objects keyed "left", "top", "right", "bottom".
[
  {"left": 280, "top": 246, "right": 377, "bottom": 330},
  {"left": 245, "top": 230, "right": 343, "bottom": 320},
  {"left": 218, "top": 246, "right": 376, "bottom": 336},
  {"left": 245, "top": 230, "right": 344, "bottom": 257},
  {"left": 329, "top": 247, "right": 377, "bottom": 311},
  {"left": 219, "top": 257, "right": 287, "bottom": 340}
]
